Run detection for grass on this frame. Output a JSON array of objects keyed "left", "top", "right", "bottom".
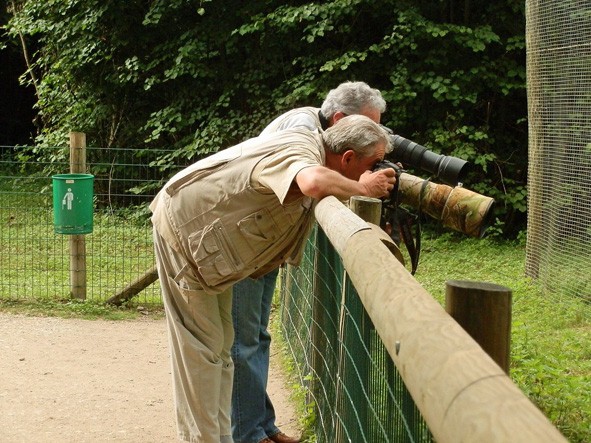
[
  {"left": 269, "top": 300, "right": 318, "bottom": 442},
  {"left": 0, "top": 297, "right": 165, "bottom": 320},
  {"left": 412, "top": 230, "right": 591, "bottom": 443}
]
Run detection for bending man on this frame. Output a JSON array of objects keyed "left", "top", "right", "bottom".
[{"left": 151, "top": 115, "right": 396, "bottom": 443}]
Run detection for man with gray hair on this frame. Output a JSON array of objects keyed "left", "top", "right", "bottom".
[
  {"left": 260, "top": 81, "right": 385, "bottom": 134},
  {"left": 231, "top": 81, "right": 388, "bottom": 443},
  {"left": 151, "top": 115, "right": 396, "bottom": 443}
]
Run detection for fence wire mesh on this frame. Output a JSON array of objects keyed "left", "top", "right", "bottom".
[
  {"left": 279, "top": 225, "right": 432, "bottom": 443},
  {"left": 0, "top": 144, "right": 183, "bottom": 304},
  {"left": 525, "top": 0, "right": 591, "bottom": 301}
]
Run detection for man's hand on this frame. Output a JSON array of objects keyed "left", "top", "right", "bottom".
[
  {"left": 295, "top": 165, "right": 396, "bottom": 201},
  {"left": 359, "top": 168, "right": 396, "bottom": 198}
]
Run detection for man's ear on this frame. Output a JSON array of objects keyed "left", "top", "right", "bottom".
[
  {"left": 341, "top": 149, "right": 355, "bottom": 168},
  {"left": 331, "top": 111, "right": 347, "bottom": 125}
]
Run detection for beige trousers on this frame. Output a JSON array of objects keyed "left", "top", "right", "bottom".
[{"left": 153, "top": 230, "right": 234, "bottom": 443}]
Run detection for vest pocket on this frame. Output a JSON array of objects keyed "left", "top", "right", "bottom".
[
  {"left": 189, "top": 219, "right": 243, "bottom": 287},
  {"left": 237, "top": 208, "right": 280, "bottom": 248}
]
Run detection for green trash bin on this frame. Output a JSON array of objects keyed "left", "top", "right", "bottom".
[{"left": 52, "top": 173, "right": 94, "bottom": 234}]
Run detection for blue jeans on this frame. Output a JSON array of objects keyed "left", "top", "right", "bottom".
[{"left": 231, "top": 269, "right": 281, "bottom": 443}]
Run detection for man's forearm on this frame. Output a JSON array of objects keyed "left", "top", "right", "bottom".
[
  {"left": 296, "top": 165, "right": 395, "bottom": 200},
  {"left": 296, "top": 166, "right": 367, "bottom": 200}
]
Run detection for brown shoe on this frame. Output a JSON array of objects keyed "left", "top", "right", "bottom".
[
  {"left": 258, "top": 439, "right": 274, "bottom": 443},
  {"left": 269, "top": 432, "right": 301, "bottom": 443}
]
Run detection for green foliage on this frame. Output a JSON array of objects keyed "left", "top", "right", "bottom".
[{"left": 6, "top": 0, "right": 527, "bottom": 235}]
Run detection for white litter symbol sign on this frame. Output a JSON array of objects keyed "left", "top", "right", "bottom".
[{"left": 62, "top": 188, "right": 75, "bottom": 210}]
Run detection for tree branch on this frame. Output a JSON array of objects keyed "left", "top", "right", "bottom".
[{"left": 10, "top": 0, "right": 41, "bottom": 101}]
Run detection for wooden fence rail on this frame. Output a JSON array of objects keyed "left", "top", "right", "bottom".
[{"left": 314, "top": 195, "right": 566, "bottom": 443}]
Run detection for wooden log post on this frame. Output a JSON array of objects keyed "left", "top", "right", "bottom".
[
  {"left": 349, "top": 196, "right": 382, "bottom": 225},
  {"left": 445, "top": 280, "right": 512, "bottom": 374},
  {"left": 69, "top": 132, "right": 87, "bottom": 300},
  {"left": 107, "top": 266, "right": 159, "bottom": 306}
]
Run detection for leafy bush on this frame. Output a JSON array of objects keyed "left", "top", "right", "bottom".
[{"left": 6, "top": 0, "right": 527, "bottom": 234}]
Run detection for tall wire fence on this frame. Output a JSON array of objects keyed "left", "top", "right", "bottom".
[{"left": 525, "top": 0, "right": 591, "bottom": 301}]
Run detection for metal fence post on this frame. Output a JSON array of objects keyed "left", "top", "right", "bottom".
[{"left": 335, "top": 196, "right": 381, "bottom": 442}]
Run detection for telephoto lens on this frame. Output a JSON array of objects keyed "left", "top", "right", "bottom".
[
  {"left": 397, "top": 172, "right": 495, "bottom": 238},
  {"left": 379, "top": 125, "right": 469, "bottom": 186},
  {"left": 390, "top": 134, "right": 469, "bottom": 186}
]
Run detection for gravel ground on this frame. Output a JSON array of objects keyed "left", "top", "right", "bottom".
[{"left": 0, "top": 313, "right": 300, "bottom": 443}]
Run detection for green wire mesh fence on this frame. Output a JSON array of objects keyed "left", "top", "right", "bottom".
[
  {"left": 0, "top": 143, "right": 183, "bottom": 304},
  {"left": 279, "top": 225, "right": 432, "bottom": 443}
]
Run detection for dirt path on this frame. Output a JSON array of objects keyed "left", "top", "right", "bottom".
[{"left": 0, "top": 313, "right": 300, "bottom": 442}]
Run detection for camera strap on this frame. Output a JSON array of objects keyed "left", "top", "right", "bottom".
[
  {"left": 384, "top": 174, "right": 422, "bottom": 275},
  {"left": 413, "top": 179, "right": 431, "bottom": 274},
  {"left": 398, "top": 207, "right": 420, "bottom": 275}
]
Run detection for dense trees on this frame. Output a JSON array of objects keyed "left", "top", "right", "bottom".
[{"left": 4, "top": 0, "right": 527, "bottom": 235}]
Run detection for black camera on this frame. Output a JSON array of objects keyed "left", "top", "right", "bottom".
[
  {"left": 372, "top": 132, "right": 493, "bottom": 274},
  {"left": 381, "top": 127, "right": 469, "bottom": 186}
]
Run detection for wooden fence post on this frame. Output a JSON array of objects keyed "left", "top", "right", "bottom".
[
  {"left": 349, "top": 196, "right": 382, "bottom": 226},
  {"left": 445, "top": 280, "right": 512, "bottom": 374},
  {"left": 69, "top": 132, "right": 87, "bottom": 300}
]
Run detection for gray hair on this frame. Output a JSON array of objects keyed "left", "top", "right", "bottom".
[
  {"left": 323, "top": 115, "right": 392, "bottom": 156},
  {"left": 320, "top": 81, "right": 387, "bottom": 117}
]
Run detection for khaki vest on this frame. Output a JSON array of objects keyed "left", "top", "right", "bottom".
[{"left": 150, "top": 130, "right": 324, "bottom": 295}]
